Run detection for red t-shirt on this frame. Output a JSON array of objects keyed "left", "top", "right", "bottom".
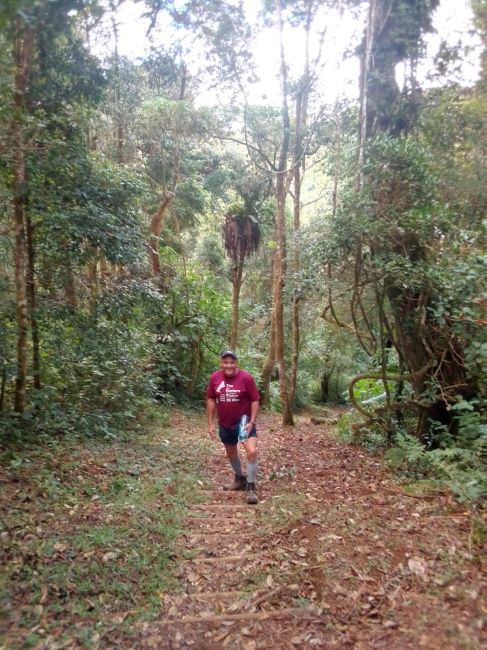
[{"left": 207, "top": 369, "right": 260, "bottom": 429}]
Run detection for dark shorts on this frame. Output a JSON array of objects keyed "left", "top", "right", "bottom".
[{"left": 219, "top": 423, "right": 257, "bottom": 446}]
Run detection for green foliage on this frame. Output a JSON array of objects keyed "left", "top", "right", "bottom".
[
  {"left": 152, "top": 260, "right": 231, "bottom": 401},
  {"left": 196, "top": 233, "right": 228, "bottom": 278},
  {"left": 32, "top": 152, "right": 146, "bottom": 271},
  {"left": 335, "top": 412, "right": 355, "bottom": 444},
  {"left": 353, "top": 377, "right": 385, "bottom": 402},
  {"left": 384, "top": 398, "right": 487, "bottom": 502},
  {"left": 0, "top": 283, "right": 161, "bottom": 440}
]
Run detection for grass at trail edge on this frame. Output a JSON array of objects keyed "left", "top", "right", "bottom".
[{"left": 0, "top": 409, "right": 210, "bottom": 649}]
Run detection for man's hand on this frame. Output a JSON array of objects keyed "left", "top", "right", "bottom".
[
  {"left": 240, "top": 420, "right": 254, "bottom": 446},
  {"left": 207, "top": 398, "right": 217, "bottom": 440}
]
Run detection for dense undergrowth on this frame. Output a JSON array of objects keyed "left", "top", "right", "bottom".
[{"left": 337, "top": 404, "right": 487, "bottom": 504}]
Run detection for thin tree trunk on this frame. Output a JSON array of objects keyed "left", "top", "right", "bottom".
[
  {"left": 289, "top": 108, "right": 302, "bottom": 408},
  {"left": 187, "top": 335, "right": 202, "bottom": 396},
  {"left": 0, "top": 364, "right": 6, "bottom": 411},
  {"left": 261, "top": 265, "right": 277, "bottom": 409},
  {"left": 64, "top": 255, "right": 79, "bottom": 310},
  {"left": 273, "top": 0, "right": 294, "bottom": 425},
  {"left": 229, "top": 257, "right": 244, "bottom": 350},
  {"left": 261, "top": 254, "right": 276, "bottom": 408},
  {"left": 87, "top": 261, "right": 97, "bottom": 311},
  {"left": 149, "top": 69, "right": 185, "bottom": 283},
  {"left": 273, "top": 193, "right": 293, "bottom": 425},
  {"left": 331, "top": 102, "right": 341, "bottom": 219},
  {"left": 25, "top": 212, "right": 41, "bottom": 390},
  {"left": 100, "top": 257, "right": 110, "bottom": 288},
  {"left": 148, "top": 192, "right": 175, "bottom": 279},
  {"left": 12, "top": 18, "right": 33, "bottom": 413},
  {"left": 321, "top": 371, "right": 331, "bottom": 403},
  {"left": 357, "top": 0, "right": 376, "bottom": 191},
  {"left": 110, "top": 6, "right": 124, "bottom": 164}
]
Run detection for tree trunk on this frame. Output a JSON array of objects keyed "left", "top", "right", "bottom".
[
  {"left": 321, "top": 372, "right": 330, "bottom": 403},
  {"left": 360, "top": 0, "right": 447, "bottom": 438},
  {"left": 229, "top": 257, "right": 244, "bottom": 350},
  {"left": 25, "top": 212, "right": 41, "bottom": 390},
  {"left": 273, "top": 0, "right": 294, "bottom": 426},
  {"left": 63, "top": 255, "right": 79, "bottom": 310},
  {"left": 289, "top": 84, "right": 307, "bottom": 409},
  {"left": 261, "top": 270, "right": 277, "bottom": 409},
  {"left": 100, "top": 257, "right": 109, "bottom": 288},
  {"left": 148, "top": 192, "right": 175, "bottom": 279},
  {"left": 12, "top": 18, "right": 33, "bottom": 413},
  {"left": 87, "top": 261, "right": 97, "bottom": 311},
  {"left": 357, "top": 0, "right": 376, "bottom": 190},
  {"left": 0, "top": 364, "right": 6, "bottom": 412},
  {"left": 387, "top": 285, "right": 470, "bottom": 438},
  {"left": 14, "top": 186, "right": 28, "bottom": 414},
  {"left": 289, "top": 180, "right": 301, "bottom": 408},
  {"left": 149, "top": 71, "right": 185, "bottom": 284},
  {"left": 187, "top": 335, "right": 202, "bottom": 396},
  {"left": 331, "top": 102, "right": 341, "bottom": 219}
]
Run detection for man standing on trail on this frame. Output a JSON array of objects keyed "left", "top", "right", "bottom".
[{"left": 207, "top": 350, "right": 260, "bottom": 505}]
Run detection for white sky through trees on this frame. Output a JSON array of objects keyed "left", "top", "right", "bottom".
[{"left": 97, "top": 0, "right": 482, "bottom": 106}]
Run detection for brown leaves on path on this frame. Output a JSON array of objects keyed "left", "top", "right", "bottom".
[
  {"left": 1, "top": 408, "right": 485, "bottom": 649},
  {"left": 135, "top": 409, "right": 486, "bottom": 649}
]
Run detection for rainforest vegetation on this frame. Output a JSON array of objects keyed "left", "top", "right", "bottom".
[{"left": 1, "top": 0, "right": 486, "bottom": 500}]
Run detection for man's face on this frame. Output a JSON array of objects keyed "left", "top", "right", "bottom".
[{"left": 220, "top": 356, "right": 238, "bottom": 377}]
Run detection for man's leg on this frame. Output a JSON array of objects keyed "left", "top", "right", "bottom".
[
  {"left": 244, "top": 437, "right": 258, "bottom": 504},
  {"left": 223, "top": 443, "right": 246, "bottom": 490}
]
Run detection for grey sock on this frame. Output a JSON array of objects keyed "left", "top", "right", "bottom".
[
  {"left": 247, "top": 461, "right": 258, "bottom": 484},
  {"left": 230, "top": 456, "right": 243, "bottom": 476}
]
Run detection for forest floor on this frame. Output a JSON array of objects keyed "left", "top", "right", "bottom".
[{"left": 1, "top": 408, "right": 486, "bottom": 649}]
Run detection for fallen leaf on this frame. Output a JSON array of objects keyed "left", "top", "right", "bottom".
[
  {"left": 408, "top": 556, "right": 428, "bottom": 578},
  {"left": 102, "top": 551, "right": 118, "bottom": 562},
  {"left": 39, "top": 585, "right": 48, "bottom": 605}
]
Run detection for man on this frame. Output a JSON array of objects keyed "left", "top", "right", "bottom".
[{"left": 207, "top": 350, "right": 260, "bottom": 505}]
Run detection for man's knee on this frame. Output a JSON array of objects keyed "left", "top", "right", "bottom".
[
  {"left": 224, "top": 444, "right": 238, "bottom": 459},
  {"left": 246, "top": 450, "right": 257, "bottom": 463}
]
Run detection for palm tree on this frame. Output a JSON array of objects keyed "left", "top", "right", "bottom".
[{"left": 223, "top": 204, "right": 260, "bottom": 350}]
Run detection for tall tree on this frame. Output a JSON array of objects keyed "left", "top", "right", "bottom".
[
  {"left": 0, "top": 0, "right": 132, "bottom": 416},
  {"left": 11, "top": 14, "right": 33, "bottom": 411},
  {"left": 326, "top": 0, "right": 487, "bottom": 439},
  {"left": 223, "top": 206, "right": 260, "bottom": 349},
  {"left": 271, "top": 0, "right": 294, "bottom": 425}
]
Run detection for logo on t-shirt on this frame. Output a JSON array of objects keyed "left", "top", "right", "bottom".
[{"left": 215, "top": 380, "right": 226, "bottom": 394}]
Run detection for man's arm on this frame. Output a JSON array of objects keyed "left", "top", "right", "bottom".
[
  {"left": 247, "top": 400, "right": 260, "bottom": 431},
  {"left": 207, "top": 398, "right": 217, "bottom": 439}
]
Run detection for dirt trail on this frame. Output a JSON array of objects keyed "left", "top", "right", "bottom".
[{"left": 136, "top": 410, "right": 486, "bottom": 649}]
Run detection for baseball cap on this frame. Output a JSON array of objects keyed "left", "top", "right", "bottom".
[{"left": 220, "top": 349, "right": 238, "bottom": 359}]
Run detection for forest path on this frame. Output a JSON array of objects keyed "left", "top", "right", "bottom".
[{"left": 137, "top": 409, "right": 485, "bottom": 649}]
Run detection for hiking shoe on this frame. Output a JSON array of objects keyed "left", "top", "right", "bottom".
[
  {"left": 223, "top": 474, "right": 247, "bottom": 491},
  {"left": 246, "top": 482, "right": 258, "bottom": 505}
]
